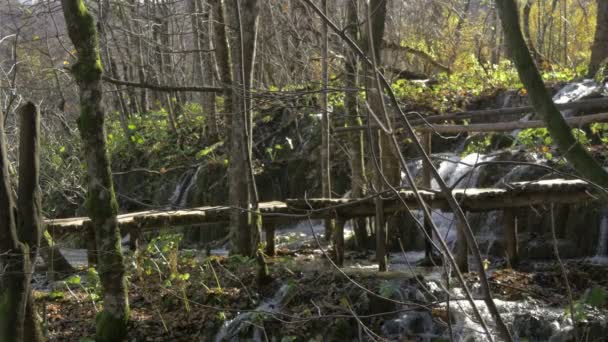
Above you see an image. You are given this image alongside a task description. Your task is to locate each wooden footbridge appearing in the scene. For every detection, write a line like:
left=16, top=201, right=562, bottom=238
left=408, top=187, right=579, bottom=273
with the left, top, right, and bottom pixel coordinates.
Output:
left=45, top=178, right=601, bottom=271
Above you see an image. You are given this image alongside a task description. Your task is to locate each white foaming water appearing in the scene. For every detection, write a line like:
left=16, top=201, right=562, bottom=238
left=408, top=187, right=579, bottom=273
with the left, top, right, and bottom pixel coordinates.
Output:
left=214, top=284, right=292, bottom=342
left=431, top=153, right=496, bottom=190
left=553, top=79, right=601, bottom=106
left=168, top=166, right=202, bottom=208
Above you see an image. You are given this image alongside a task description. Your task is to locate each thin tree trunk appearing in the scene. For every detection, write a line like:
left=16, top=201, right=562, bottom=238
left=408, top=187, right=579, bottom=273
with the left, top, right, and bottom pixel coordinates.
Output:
left=496, top=0, right=608, bottom=188
left=365, top=0, right=399, bottom=270
left=523, top=0, right=542, bottom=64
left=61, top=1, right=130, bottom=340
left=210, top=0, right=233, bottom=130
left=345, top=0, right=368, bottom=249
left=448, top=0, right=472, bottom=69
left=321, top=0, right=334, bottom=241
left=589, top=0, right=608, bottom=77
left=227, top=0, right=260, bottom=256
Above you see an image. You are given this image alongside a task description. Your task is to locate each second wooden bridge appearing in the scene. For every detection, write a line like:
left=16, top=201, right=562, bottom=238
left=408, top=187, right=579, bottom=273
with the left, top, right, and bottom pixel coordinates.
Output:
left=46, top=178, right=600, bottom=271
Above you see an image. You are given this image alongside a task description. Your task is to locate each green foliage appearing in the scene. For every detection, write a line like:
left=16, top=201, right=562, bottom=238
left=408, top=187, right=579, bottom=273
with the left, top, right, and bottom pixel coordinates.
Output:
left=591, top=123, right=608, bottom=144
left=462, top=134, right=493, bottom=156
left=106, top=102, right=215, bottom=172
left=391, top=57, right=579, bottom=113
left=516, top=127, right=590, bottom=160
left=565, top=286, right=608, bottom=322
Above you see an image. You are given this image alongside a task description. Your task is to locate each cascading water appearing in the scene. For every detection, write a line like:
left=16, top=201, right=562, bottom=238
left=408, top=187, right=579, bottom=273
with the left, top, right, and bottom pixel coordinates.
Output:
left=214, top=284, right=293, bottom=342
left=168, top=166, right=202, bottom=209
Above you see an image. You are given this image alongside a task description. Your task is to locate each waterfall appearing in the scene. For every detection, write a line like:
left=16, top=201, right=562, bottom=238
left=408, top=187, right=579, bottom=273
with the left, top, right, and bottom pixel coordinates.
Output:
left=214, top=284, right=293, bottom=342
left=168, top=166, right=202, bottom=209
left=431, top=153, right=496, bottom=189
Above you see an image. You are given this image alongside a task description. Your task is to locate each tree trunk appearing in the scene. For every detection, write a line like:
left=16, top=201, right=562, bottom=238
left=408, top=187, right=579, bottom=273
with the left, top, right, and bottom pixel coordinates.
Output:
left=522, top=0, right=542, bottom=64
left=345, top=0, right=368, bottom=249
left=321, top=0, right=334, bottom=241
left=227, top=0, right=260, bottom=256
left=40, top=230, right=76, bottom=277
left=16, top=103, right=45, bottom=342
left=364, top=0, right=398, bottom=268
left=496, top=0, right=608, bottom=188
left=210, top=0, right=233, bottom=130
left=0, top=103, right=44, bottom=342
left=589, top=0, right=608, bottom=77
left=61, top=1, right=130, bottom=340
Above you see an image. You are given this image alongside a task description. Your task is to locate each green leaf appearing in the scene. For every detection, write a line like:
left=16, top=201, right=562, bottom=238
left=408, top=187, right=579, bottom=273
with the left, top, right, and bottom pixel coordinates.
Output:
left=49, top=290, right=64, bottom=300
left=66, top=275, right=81, bottom=286
left=585, top=287, right=607, bottom=308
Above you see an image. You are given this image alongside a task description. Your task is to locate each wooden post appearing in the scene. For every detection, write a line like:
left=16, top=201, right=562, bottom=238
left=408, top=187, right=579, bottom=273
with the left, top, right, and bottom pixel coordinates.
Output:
left=85, top=221, right=97, bottom=267
left=422, top=132, right=434, bottom=259
left=333, top=216, right=346, bottom=267
left=264, top=221, right=276, bottom=256
left=456, top=217, right=469, bottom=273
left=375, top=197, right=387, bottom=271
left=129, top=224, right=141, bottom=251
left=503, top=208, right=519, bottom=267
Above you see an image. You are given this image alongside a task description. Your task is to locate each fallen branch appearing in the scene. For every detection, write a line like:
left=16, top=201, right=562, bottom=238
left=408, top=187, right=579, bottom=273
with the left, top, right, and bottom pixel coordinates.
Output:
left=101, top=75, right=224, bottom=93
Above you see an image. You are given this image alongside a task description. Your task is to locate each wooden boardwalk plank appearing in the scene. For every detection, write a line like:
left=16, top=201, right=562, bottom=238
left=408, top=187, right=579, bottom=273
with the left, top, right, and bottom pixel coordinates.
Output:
left=44, top=179, right=598, bottom=233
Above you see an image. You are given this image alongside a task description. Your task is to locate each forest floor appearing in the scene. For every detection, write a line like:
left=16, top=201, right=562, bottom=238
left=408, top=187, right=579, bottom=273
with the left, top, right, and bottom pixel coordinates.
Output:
left=35, top=231, right=608, bottom=341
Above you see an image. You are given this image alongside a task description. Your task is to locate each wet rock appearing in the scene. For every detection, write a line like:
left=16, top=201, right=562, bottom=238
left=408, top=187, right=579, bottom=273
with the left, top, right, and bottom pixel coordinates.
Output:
left=521, top=237, right=583, bottom=260
left=512, top=312, right=557, bottom=341
left=381, top=311, right=436, bottom=341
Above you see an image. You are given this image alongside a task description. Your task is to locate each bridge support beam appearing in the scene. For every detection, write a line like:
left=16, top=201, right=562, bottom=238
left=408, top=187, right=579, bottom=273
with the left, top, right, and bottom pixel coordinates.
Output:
left=85, top=221, right=97, bottom=267
left=264, top=221, right=276, bottom=256
left=456, top=217, right=469, bottom=273
left=333, top=216, right=346, bottom=267
left=503, top=208, right=519, bottom=267
left=422, top=132, right=434, bottom=260
left=129, top=224, right=141, bottom=251
left=375, top=197, right=387, bottom=272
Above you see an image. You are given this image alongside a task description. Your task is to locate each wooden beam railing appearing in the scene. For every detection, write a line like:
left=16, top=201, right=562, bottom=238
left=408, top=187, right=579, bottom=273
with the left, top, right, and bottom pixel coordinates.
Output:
left=333, top=97, right=608, bottom=133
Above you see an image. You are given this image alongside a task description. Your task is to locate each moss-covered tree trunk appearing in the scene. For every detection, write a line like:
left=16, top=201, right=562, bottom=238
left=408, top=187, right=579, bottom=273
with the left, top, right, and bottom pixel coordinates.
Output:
left=227, top=0, right=260, bottom=256
left=496, top=0, right=608, bottom=188
left=60, top=0, right=130, bottom=340
left=589, top=0, right=608, bottom=77
left=345, top=0, right=368, bottom=249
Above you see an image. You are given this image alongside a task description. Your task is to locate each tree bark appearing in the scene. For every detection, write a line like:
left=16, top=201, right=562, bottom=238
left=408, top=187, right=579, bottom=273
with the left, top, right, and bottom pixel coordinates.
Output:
left=17, top=103, right=45, bottom=342
left=0, top=103, right=43, bottom=342
left=589, top=0, right=608, bottom=77
left=227, top=0, right=260, bottom=256
left=345, top=0, right=368, bottom=249
left=61, top=0, right=130, bottom=340
left=364, top=0, right=399, bottom=269
left=210, top=0, right=233, bottom=129
left=321, top=0, right=334, bottom=241
left=497, top=0, right=608, bottom=188
left=523, top=0, right=542, bottom=64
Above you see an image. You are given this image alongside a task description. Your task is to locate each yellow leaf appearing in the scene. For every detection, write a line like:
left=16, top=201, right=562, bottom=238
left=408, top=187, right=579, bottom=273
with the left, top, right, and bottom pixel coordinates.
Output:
left=63, top=60, right=69, bottom=66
